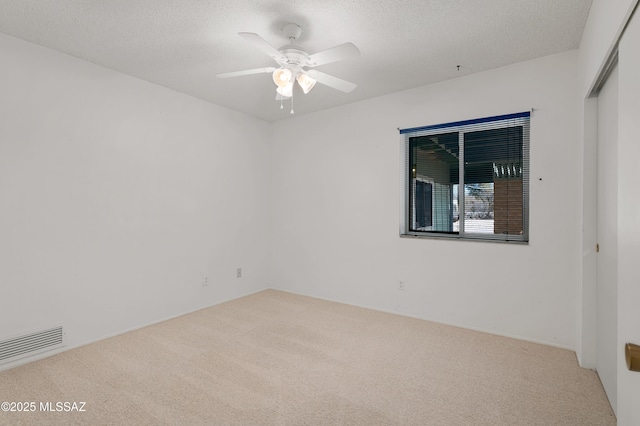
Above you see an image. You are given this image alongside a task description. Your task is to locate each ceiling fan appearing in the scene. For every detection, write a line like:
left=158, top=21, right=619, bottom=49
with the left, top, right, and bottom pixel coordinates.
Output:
left=216, top=23, right=360, bottom=113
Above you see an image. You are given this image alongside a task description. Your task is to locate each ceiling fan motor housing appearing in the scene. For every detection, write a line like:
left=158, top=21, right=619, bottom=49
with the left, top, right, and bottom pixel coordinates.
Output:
left=281, top=48, right=310, bottom=67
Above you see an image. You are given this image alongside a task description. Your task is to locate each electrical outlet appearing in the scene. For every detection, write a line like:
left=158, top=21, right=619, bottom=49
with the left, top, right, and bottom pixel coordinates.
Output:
left=202, top=276, right=209, bottom=287
left=399, top=281, right=405, bottom=291
left=237, top=268, right=242, bottom=278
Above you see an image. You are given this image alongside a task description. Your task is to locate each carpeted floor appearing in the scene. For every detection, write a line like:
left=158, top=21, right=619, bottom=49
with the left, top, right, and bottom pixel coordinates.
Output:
left=0, top=289, right=615, bottom=425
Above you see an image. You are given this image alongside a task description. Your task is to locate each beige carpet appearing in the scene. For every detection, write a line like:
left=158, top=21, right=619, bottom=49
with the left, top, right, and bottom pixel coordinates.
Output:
left=0, top=289, right=614, bottom=425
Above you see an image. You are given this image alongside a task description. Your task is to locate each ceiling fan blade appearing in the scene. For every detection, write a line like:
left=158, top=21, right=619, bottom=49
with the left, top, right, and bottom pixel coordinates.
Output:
left=216, top=67, right=276, bottom=78
left=307, top=43, right=360, bottom=67
left=307, top=70, right=357, bottom=93
left=238, top=32, right=287, bottom=64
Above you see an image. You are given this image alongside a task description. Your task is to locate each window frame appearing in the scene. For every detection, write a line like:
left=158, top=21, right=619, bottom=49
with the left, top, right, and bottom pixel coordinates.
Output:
left=399, top=112, right=530, bottom=243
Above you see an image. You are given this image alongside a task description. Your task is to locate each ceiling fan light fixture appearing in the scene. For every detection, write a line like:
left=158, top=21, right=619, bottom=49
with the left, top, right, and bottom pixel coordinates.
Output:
left=296, top=72, right=317, bottom=94
left=272, top=68, right=292, bottom=88
left=276, top=81, right=294, bottom=98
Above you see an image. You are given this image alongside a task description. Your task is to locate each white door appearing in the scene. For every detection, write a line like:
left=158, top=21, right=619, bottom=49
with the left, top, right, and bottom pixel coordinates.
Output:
left=596, top=62, right=618, bottom=414
left=616, top=8, right=640, bottom=425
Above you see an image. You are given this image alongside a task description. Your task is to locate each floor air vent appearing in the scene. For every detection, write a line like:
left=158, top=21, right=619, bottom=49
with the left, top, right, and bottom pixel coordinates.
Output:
left=0, top=326, right=65, bottom=365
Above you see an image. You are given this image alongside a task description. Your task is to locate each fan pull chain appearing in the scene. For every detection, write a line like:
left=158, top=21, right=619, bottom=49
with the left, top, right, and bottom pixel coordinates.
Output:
left=280, top=97, right=284, bottom=110
left=290, top=91, right=294, bottom=115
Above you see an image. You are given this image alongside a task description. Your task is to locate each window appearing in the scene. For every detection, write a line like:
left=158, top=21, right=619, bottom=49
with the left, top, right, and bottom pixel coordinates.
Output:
left=400, top=112, right=530, bottom=242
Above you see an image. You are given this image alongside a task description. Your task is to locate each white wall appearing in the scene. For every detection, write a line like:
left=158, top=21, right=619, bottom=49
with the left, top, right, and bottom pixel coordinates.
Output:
left=270, top=51, right=581, bottom=349
left=0, top=33, right=271, bottom=370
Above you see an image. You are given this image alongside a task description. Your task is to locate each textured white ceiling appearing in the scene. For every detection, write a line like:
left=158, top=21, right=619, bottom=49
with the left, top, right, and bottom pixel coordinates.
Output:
left=0, top=0, right=592, bottom=122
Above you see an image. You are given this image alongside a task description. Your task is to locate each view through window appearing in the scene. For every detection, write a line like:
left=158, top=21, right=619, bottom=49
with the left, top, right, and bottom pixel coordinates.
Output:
left=401, top=112, right=530, bottom=242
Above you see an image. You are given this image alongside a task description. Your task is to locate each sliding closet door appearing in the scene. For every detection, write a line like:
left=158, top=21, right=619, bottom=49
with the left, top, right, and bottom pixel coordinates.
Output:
left=596, top=62, right=618, bottom=415
left=617, top=7, right=640, bottom=424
